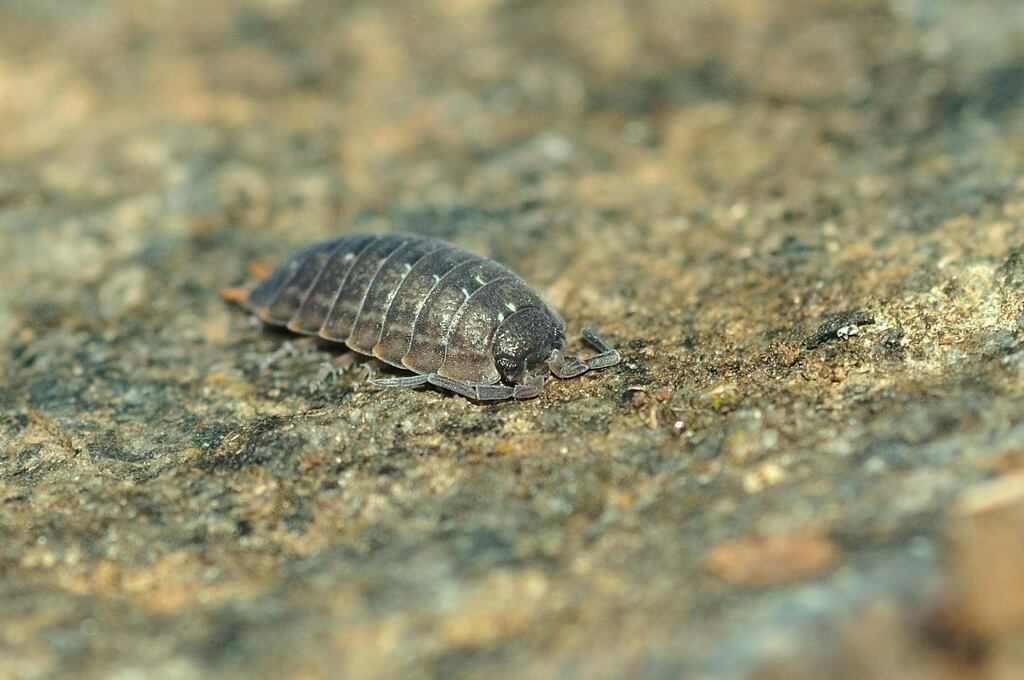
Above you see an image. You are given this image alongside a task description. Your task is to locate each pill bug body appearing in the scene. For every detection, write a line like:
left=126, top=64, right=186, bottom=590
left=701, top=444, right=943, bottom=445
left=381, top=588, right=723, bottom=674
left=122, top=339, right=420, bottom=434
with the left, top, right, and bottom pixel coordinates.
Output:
left=238, top=233, right=620, bottom=400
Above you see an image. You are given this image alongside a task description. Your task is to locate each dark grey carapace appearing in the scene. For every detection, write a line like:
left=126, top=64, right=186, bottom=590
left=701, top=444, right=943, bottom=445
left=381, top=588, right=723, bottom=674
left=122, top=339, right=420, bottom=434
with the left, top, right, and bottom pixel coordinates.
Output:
left=236, top=233, right=620, bottom=400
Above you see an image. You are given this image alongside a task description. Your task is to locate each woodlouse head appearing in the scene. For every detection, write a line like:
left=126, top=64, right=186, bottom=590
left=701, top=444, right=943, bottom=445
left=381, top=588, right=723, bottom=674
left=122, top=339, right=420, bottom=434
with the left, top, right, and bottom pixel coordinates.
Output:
left=491, top=308, right=565, bottom=384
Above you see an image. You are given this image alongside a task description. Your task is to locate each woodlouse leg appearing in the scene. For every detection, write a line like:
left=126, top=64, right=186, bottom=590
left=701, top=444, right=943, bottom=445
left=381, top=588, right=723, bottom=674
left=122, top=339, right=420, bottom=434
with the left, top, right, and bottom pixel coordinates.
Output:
left=310, top=352, right=364, bottom=392
left=581, top=327, right=621, bottom=369
left=311, top=361, right=339, bottom=392
left=332, top=351, right=362, bottom=372
left=512, top=374, right=546, bottom=399
left=427, top=374, right=515, bottom=401
left=259, top=338, right=318, bottom=370
left=548, top=349, right=588, bottom=379
left=371, top=374, right=430, bottom=389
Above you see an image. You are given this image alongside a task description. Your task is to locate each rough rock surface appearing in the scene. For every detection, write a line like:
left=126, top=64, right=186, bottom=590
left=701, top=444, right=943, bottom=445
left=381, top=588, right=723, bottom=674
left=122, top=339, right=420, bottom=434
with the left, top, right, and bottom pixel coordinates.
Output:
left=2, top=1, right=1024, bottom=678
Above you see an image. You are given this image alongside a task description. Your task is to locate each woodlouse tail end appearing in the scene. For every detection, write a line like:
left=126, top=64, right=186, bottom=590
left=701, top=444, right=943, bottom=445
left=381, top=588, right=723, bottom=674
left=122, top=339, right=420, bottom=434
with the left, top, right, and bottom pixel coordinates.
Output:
left=218, top=285, right=252, bottom=306
left=247, top=260, right=273, bottom=281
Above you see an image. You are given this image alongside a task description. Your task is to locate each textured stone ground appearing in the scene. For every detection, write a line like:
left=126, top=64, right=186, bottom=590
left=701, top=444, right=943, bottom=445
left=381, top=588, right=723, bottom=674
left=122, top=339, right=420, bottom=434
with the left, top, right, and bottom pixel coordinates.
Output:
left=2, top=1, right=1024, bottom=678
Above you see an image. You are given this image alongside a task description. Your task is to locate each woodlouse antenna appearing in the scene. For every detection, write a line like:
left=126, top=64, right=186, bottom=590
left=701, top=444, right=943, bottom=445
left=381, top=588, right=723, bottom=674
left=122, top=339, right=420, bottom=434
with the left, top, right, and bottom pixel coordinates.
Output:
left=548, top=327, right=621, bottom=379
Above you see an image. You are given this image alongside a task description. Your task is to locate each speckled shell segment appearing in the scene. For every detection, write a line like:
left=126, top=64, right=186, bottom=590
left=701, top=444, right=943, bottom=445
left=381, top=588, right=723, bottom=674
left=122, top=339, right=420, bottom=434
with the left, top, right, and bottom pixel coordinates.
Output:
left=373, top=245, right=474, bottom=362
left=401, top=258, right=510, bottom=376
left=288, top=234, right=375, bottom=334
left=244, top=233, right=565, bottom=384
left=439, top=277, right=551, bottom=382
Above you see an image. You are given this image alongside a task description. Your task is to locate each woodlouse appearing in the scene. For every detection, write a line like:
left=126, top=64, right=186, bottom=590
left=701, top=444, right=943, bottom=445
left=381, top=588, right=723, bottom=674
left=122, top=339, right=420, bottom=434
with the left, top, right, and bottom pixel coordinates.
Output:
left=223, top=233, right=620, bottom=400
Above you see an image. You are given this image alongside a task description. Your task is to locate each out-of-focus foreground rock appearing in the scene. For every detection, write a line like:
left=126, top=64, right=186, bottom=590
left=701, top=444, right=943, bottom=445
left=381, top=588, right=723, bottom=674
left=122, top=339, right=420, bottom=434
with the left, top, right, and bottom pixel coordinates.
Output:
left=2, top=1, right=1024, bottom=678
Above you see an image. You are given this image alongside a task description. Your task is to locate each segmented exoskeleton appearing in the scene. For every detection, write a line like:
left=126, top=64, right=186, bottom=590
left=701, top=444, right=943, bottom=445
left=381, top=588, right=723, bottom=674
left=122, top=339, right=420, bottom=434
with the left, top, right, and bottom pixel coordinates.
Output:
left=230, top=233, right=620, bottom=400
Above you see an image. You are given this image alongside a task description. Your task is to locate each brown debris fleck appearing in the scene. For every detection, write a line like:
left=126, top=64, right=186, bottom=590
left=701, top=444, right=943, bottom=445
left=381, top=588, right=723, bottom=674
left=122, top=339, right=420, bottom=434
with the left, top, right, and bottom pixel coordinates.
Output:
left=953, top=471, right=1024, bottom=636
left=704, top=533, right=840, bottom=586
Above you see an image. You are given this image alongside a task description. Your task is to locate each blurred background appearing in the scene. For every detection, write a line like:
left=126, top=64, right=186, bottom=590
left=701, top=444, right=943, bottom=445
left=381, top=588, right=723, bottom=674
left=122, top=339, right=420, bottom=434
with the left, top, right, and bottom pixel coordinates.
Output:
left=1, top=1, right=1024, bottom=678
